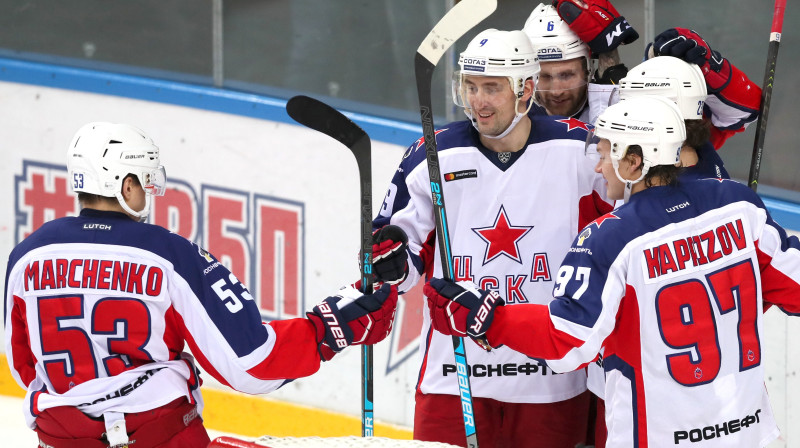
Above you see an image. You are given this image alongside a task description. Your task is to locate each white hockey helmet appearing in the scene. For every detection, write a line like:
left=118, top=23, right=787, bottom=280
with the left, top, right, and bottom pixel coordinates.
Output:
left=523, top=3, right=591, bottom=63
left=591, top=96, right=686, bottom=189
left=617, top=56, right=708, bottom=120
left=67, top=122, right=166, bottom=220
left=455, top=29, right=539, bottom=103
left=453, top=29, right=538, bottom=138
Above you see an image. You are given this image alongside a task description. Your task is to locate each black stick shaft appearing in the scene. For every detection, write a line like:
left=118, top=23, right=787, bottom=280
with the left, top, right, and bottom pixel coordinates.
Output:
left=412, top=2, right=496, bottom=446
left=416, top=51, right=479, bottom=448
left=748, top=0, right=786, bottom=191
left=284, top=95, right=374, bottom=436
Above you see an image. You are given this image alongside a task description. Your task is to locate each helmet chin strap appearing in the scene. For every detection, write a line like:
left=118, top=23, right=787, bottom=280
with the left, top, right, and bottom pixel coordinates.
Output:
left=115, top=192, right=152, bottom=222
left=612, top=160, right=648, bottom=204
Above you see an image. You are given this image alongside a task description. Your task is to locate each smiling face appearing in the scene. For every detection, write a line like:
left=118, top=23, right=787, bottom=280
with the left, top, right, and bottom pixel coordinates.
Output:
left=535, top=58, right=589, bottom=117
left=462, top=75, right=521, bottom=137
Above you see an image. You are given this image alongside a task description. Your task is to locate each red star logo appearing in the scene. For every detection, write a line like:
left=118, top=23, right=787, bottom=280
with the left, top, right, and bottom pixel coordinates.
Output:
left=413, top=129, right=447, bottom=151
left=473, top=206, right=533, bottom=264
left=404, top=129, right=448, bottom=160
left=590, top=211, right=620, bottom=228
left=555, top=117, right=593, bottom=133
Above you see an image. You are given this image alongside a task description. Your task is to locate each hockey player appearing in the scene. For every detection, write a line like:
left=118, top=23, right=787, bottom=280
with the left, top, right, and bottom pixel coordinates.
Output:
left=581, top=48, right=760, bottom=448
left=4, top=122, right=399, bottom=448
left=524, top=1, right=638, bottom=124
left=587, top=54, right=727, bottom=447
left=370, top=29, right=613, bottom=447
left=426, top=96, right=799, bottom=447
left=526, top=2, right=762, bottom=151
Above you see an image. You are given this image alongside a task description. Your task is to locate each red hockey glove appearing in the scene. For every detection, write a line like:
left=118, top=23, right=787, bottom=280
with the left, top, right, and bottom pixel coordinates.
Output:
left=372, top=225, right=409, bottom=284
left=307, top=283, right=398, bottom=361
left=553, top=0, right=639, bottom=55
left=425, top=278, right=504, bottom=351
left=652, top=28, right=731, bottom=93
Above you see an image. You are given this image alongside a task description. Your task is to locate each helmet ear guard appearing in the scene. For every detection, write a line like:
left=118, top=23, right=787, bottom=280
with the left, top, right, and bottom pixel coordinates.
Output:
left=68, top=122, right=166, bottom=221
left=593, top=96, right=687, bottom=194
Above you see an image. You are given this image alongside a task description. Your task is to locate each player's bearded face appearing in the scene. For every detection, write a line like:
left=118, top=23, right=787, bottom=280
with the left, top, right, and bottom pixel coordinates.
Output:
left=463, top=75, right=518, bottom=137
left=535, top=59, right=589, bottom=117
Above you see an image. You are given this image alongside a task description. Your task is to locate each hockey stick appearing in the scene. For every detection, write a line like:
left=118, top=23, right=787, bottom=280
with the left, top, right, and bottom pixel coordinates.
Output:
left=286, top=95, right=375, bottom=437
left=414, top=1, right=497, bottom=447
left=748, top=0, right=787, bottom=192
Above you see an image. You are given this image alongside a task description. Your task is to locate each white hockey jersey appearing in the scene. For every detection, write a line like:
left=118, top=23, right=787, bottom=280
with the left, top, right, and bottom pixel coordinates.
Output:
left=5, top=209, right=324, bottom=428
left=486, top=178, right=800, bottom=447
left=374, top=117, right=613, bottom=403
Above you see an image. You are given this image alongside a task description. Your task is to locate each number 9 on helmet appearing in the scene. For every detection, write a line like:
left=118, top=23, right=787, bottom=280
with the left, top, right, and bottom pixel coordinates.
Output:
left=452, top=29, right=539, bottom=138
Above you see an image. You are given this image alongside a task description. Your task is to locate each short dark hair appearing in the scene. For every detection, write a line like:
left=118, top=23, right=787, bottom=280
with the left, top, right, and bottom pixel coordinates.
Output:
left=684, top=119, right=711, bottom=149
left=626, top=145, right=681, bottom=188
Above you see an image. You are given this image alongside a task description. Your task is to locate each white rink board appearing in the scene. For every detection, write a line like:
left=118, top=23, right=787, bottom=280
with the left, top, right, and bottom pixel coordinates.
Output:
left=0, top=77, right=798, bottom=445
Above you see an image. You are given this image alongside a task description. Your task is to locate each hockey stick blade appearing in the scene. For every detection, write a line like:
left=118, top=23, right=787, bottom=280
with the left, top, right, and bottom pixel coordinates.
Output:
left=286, top=95, right=371, bottom=174
left=416, top=0, right=498, bottom=67
left=286, top=94, right=375, bottom=436
left=414, top=2, right=496, bottom=448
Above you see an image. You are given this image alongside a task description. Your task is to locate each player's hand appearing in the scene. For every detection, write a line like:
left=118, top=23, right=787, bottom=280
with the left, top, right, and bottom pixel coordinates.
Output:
left=424, top=278, right=504, bottom=351
left=552, top=0, right=639, bottom=55
left=307, top=283, right=398, bottom=361
left=372, top=225, right=409, bottom=284
left=652, top=28, right=731, bottom=92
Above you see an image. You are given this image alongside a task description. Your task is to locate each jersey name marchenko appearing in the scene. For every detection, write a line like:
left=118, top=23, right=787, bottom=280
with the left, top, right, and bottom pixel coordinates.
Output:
left=22, top=257, right=164, bottom=296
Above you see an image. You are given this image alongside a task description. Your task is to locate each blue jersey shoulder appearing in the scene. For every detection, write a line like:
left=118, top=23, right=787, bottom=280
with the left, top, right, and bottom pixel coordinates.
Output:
left=9, top=209, right=192, bottom=265
left=398, top=120, right=475, bottom=173
left=582, top=179, right=764, bottom=254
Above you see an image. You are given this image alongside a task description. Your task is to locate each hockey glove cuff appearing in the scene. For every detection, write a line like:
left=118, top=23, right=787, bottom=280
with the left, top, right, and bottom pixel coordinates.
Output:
left=307, top=283, right=398, bottom=361
left=372, top=225, right=410, bottom=284
left=425, top=278, right=504, bottom=351
left=554, top=0, right=639, bottom=55
left=653, top=28, right=732, bottom=93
